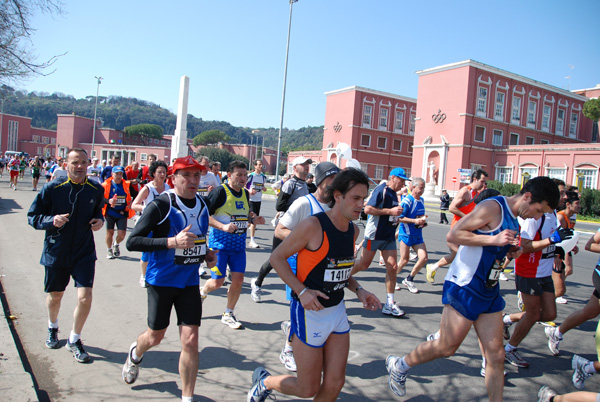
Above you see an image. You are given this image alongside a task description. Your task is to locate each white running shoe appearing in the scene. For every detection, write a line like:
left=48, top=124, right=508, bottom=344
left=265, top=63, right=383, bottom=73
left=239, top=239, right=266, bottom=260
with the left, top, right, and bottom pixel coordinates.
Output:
left=425, top=264, right=436, bottom=283
left=386, top=355, right=407, bottom=397
left=221, top=312, right=243, bottom=329
left=555, top=296, right=568, bottom=304
left=537, top=385, right=557, bottom=402
left=426, top=331, right=440, bottom=342
left=505, top=348, right=529, bottom=368
left=517, top=291, right=525, bottom=311
left=113, top=242, right=120, bottom=257
left=250, top=278, right=262, bottom=302
left=544, top=326, right=561, bottom=356
left=402, top=278, right=419, bottom=294
left=248, top=241, right=260, bottom=249
left=139, top=275, right=147, bottom=288
left=502, top=313, right=512, bottom=340
left=572, top=354, right=593, bottom=390
left=122, top=342, right=143, bottom=384
left=382, top=302, right=405, bottom=317
left=106, top=248, right=115, bottom=259
left=499, top=272, right=508, bottom=281
left=279, top=349, right=297, bottom=372
left=409, top=251, right=418, bottom=261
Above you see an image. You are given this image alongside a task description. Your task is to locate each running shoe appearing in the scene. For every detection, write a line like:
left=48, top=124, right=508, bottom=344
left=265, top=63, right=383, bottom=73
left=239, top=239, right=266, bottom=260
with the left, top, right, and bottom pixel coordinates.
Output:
left=279, top=349, right=297, bottom=372
left=426, top=331, right=439, bottom=342
left=537, top=385, right=557, bottom=402
left=382, top=302, right=405, bottom=317
left=200, top=294, right=207, bottom=304
left=248, top=241, right=260, bottom=249
left=555, top=296, right=568, bottom=304
left=250, top=278, right=262, bottom=303
left=385, top=355, right=407, bottom=397
left=113, top=242, right=120, bottom=257
left=281, top=320, right=291, bottom=337
left=425, top=264, right=436, bottom=283
left=402, top=278, right=419, bottom=294
left=247, top=367, right=272, bottom=402
left=66, top=339, right=91, bottom=363
left=106, top=248, right=115, bottom=259
left=122, top=342, right=143, bottom=384
left=572, top=354, right=593, bottom=390
left=544, top=326, right=561, bottom=356
left=394, top=283, right=401, bottom=291
left=502, top=313, right=512, bottom=340
left=379, top=257, right=385, bottom=266
left=139, top=274, right=147, bottom=288
left=499, top=272, right=508, bottom=281
left=517, top=291, right=525, bottom=311
left=504, top=348, right=529, bottom=368
left=221, top=312, right=243, bottom=329
left=45, top=327, right=60, bottom=349
left=409, top=251, right=418, bottom=261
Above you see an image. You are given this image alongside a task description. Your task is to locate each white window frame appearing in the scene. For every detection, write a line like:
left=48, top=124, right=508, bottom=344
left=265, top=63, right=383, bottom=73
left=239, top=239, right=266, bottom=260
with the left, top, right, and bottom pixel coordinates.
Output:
left=360, top=134, right=371, bottom=147
left=379, top=108, right=388, bottom=130
left=377, top=136, right=387, bottom=150
left=409, top=113, right=416, bottom=134
left=542, top=104, right=551, bottom=131
left=574, top=168, right=598, bottom=190
left=407, top=141, right=413, bottom=154
left=477, top=86, right=488, bottom=117
left=374, top=165, right=384, bottom=180
left=42, top=136, right=49, bottom=144
left=569, top=112, right=578, bottom=138
left=511, top=96, right=522, bottom=123
left=546, top=168, right=567, bottom=182
left=509, top=132, right=519, bottom=145
left=519, top=166, right=538, bottom=184
left=50, top=138, right=56, bottom=144
left=394, top=110, right=404, bottom=133
left=32, top=135, right=40, bottom=143
left=161, top=140, right=166, bottom=145
left=495, top=92, right=505, bottom=120
left=492, top=129, right=503, bottom=146
left=141, top=153, right=147, bottom=161
left=37, top=146, right=42, bottom=154
left=495, top=166, right=513, bottom=184
left=525, top=136, right=535, bottom=145
left=540, top=139, right=550, bottom=145
left=556, top=109, right=565, bottom=135
left=362, top=104, right=372, bottom=128
left=527, top=100, right=537, bottom=128
left=359, top=162, right=368, bottom=174
left=392, top=139, right=402, bottom=151
left=474, top=126, right=486, bottom=143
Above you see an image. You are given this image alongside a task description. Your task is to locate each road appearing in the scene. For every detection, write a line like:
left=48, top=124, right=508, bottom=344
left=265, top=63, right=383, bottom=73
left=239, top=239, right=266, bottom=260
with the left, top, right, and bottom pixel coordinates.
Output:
left=0, top=172, right=599, bottom=401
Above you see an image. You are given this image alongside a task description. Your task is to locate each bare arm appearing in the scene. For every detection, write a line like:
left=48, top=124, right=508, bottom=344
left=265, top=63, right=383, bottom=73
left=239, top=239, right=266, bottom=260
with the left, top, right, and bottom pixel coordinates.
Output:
left=131, top=185, right=150, bottom=213
left=448, top=186, right=470, bottom=217
left=364, top=204, right=403, bottom=216
left=274, top=223, right=291, bottom=240
left=585, top=231, right=600, bottom=253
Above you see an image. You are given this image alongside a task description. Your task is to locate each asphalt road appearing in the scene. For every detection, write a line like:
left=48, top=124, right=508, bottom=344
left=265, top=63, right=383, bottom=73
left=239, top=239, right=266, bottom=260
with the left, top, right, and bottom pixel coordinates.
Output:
left=0, top=173, right=599, bottom=401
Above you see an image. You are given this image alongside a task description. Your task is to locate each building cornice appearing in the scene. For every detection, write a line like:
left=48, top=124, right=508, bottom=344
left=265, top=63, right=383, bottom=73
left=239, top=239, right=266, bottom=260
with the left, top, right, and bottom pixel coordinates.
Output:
left=324, top=86, right=417, bottom=103
left=415, top=60, right=589, bottom=102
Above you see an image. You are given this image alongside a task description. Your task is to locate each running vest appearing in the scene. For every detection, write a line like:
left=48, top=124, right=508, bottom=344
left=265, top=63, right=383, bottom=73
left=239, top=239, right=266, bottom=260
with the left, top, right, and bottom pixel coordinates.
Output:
left=143, top=181, right=171, bottom=210
left=451, top=185, right=479, bottom=226
left=146, top=191, right=209, bottom=288
left=295, top=212, right=355, bottom=308
left=557, top=210, right=575, bottom=229
left=398, top=194, right=426, bottom=236
left=102, top=178, right=135, bottom=219
left=247, top=172, right=266, bottom=202
left=208, top=184, right=250, bottom=252
left=445, top=196, right=519, bottom=298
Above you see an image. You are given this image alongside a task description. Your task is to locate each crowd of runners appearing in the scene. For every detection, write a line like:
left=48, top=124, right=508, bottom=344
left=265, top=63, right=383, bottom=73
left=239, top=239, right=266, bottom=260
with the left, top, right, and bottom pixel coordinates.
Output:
left=12, top=146, right=600, bottom=401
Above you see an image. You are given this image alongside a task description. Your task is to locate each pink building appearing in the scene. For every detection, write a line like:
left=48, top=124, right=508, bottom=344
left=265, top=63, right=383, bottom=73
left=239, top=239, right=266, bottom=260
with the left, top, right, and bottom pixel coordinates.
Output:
left=413, top=60, right=596, bottom=192
left=192, top=143, right=282, bottom=174
left=0, top=113, right=57, bottom=157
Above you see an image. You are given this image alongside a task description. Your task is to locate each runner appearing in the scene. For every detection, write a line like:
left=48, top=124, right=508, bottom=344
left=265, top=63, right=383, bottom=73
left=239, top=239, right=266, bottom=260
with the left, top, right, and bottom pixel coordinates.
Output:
left=136, top=154, right=157, bottom=186
left=200, top=160, right=265, bottom=329
left=101, top=166, right=135, bottom=259
left=101, top=154, right=121, bottom=181
left=30, top=155, right=43, bottom=191
left=247, top=168, right=381, bottom=402
left=131, top=160, right=170, bottom=287
left=246, top=159, right=267, bottom=248
left=545, top=227, right=600, bottom=357
left=122, top=156, right=217, bottom=402
left=251, top=157, right=311, bottom=300
left=386, top=176, right=560, bottom=401
left=196, top=155, right=220, bottom=197
left=555, top=191, right=581, bottom=304
left=397, top=177, right=428, bottom=294
left=351, top=167, right=408, bottom=317
left=270, top=161, right=340, bottom=372
left=43, top=156, right=55, bottom=182
left=210, top=161, right=222, bottom=183
left=86, top=157, right=102, bottom=184
left=425, top=169, right=488, bottom=283
left=537, top=385, right=599, bottom=402
left=8, top=153, right=20, bottom=190
left=27, top=148, right=105, bottom=363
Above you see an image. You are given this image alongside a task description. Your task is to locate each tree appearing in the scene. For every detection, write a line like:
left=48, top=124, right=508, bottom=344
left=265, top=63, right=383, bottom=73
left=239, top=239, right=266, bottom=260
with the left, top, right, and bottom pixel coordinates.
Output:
left=124, top=123, right=163, bottom=146
left=192, top=129, right=230, bottom=146
left=583, top=98, right=600, bottom=142
left=196, top=147, right=248, bottom=170
left=0, top=0, right=64, bottom=83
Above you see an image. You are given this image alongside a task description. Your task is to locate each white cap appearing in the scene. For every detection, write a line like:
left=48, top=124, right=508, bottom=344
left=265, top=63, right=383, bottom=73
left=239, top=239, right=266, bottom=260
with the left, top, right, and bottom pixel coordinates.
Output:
left=292, top=156, right=313, bottom=166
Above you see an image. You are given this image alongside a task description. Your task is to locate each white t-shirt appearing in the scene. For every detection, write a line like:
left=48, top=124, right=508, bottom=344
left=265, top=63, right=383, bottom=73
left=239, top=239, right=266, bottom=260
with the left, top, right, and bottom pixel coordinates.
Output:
left=87, top=165, right=102, bottom=183
left=52, top=168, right=68, bottom=181
left=247, top=172, right=266, bottom=202
left=280, top=193, right=329, bottom=230
left=198, top=172, right=220, bottom=197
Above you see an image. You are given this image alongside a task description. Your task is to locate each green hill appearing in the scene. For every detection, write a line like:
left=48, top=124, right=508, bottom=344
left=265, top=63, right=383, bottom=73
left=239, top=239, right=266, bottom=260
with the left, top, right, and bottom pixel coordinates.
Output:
left=0, top=85, right=323, bottom=152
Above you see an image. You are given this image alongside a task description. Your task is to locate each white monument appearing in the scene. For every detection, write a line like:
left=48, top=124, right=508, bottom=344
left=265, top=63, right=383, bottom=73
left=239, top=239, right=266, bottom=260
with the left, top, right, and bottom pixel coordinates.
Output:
left=171, top=75, right=190, bottom=159
left=424, top=160, right=437, bottom=197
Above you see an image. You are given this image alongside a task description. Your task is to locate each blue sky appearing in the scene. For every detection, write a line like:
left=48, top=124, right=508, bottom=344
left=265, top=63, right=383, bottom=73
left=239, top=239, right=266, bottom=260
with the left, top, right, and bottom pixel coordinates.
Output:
left=19, top=0, right=600, bottom=130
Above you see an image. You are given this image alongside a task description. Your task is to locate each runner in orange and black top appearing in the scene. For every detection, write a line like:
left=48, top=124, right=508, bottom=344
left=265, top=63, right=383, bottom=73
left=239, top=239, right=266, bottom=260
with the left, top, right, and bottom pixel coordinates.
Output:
left=425, top=169, right=488, bottom=283
left=247, top=168, right=381, bottom=402
left=554, top=190, right=580, bottom=303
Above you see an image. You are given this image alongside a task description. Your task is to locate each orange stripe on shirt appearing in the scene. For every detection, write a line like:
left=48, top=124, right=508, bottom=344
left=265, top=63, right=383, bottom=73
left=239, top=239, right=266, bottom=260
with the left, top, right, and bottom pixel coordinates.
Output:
left=297, top=232, right=330, bottom=283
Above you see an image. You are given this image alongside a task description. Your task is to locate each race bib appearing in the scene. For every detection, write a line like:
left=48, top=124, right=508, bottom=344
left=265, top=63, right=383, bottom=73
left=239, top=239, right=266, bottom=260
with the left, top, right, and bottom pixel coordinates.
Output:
left=389, top=215, right=400, bottom=225
left=116, top=196, right=127, bottom=206
left=230, top=215, right=249, bottom=234
left=322, top=257, right=354, bottom=293
left=486, top=259, right=503, bottom=288
left=253, top=182, right=264, bottom=192
left=197, top=186, right=210, bottom=196
left=174, top=236, right=207, bottom=265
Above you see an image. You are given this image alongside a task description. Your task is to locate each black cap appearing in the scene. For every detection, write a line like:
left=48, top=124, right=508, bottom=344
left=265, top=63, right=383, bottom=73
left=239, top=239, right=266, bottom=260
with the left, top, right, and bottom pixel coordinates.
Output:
left=315, top=162, right=340, bottom=186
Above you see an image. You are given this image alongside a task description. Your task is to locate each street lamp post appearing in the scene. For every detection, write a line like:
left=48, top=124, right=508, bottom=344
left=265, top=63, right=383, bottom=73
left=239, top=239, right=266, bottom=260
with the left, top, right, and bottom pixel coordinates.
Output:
left=275, top=0, right=298, bottom=180
left=91, top=76, right=103, bottom=159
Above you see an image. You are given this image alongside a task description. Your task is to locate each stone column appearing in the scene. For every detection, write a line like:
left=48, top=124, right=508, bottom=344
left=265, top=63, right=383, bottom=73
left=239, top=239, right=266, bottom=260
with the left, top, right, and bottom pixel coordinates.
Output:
left=171, top=75, right=190, bottom=159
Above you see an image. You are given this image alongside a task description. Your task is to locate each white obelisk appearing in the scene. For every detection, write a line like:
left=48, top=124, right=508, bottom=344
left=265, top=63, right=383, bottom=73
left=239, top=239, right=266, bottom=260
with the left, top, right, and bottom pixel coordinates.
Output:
left=171, top=75, right=190, bottom=158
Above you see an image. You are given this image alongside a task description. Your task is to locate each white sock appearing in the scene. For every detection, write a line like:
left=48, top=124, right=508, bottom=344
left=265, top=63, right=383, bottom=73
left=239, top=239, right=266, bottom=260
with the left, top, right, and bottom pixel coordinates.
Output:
left=481, top=357, right=486, bottom=368
left=503, top=315, right=513, bottom=325
left=48, top=320, right=58, bottom=329
left=284, top=344, right=293, bottom=353
left=433, top=261, right=440, bottom=270
left=505, top=343, right=516, bottom=352
left=69, top=331, right=80, bottom=344
left=182, top=396, right=193, bottom=402
left=398, top=356, right=411, bottom=372
left=132, top=347, right=142, bottom=362
left=225, top=308, right=233, bottom=314
left=555, top=328, right=564, bottom=338
left=584, top=362, right=597, bottom=374
left=387, top=293, right=395, bottom=305
left=251, top=237, right=255, bottom=242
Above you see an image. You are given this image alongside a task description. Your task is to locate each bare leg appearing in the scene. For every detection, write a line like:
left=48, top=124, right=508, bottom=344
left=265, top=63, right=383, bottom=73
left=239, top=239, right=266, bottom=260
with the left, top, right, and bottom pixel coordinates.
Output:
left=178, top=325, right=199, bottom=398
left=47, top=291, right=65, bottom=323
left=226, top=272, right=244, bottom=311
left=105, top=229, right=115, bottom=249
left=473, top=312, right=505, bottom=402
left=559, top=295, right=600, bottom=334
left=72, top=287, right=93, bottom=335
left=409, top=243, right=428, bottom=277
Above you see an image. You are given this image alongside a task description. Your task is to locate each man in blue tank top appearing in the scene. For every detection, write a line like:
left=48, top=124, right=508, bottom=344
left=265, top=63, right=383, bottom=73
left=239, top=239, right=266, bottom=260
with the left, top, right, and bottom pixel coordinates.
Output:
left=386, top=176, right=560, bottom=402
